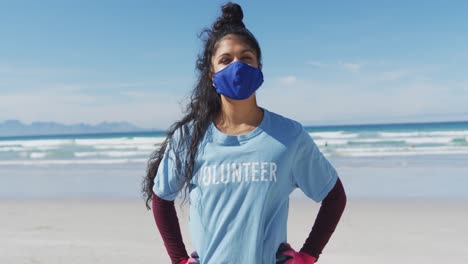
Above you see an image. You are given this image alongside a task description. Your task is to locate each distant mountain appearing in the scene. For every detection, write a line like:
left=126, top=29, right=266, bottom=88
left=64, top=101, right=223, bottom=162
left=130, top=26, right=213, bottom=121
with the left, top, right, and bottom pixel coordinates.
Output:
left=0, top=120, right=145, bottom=137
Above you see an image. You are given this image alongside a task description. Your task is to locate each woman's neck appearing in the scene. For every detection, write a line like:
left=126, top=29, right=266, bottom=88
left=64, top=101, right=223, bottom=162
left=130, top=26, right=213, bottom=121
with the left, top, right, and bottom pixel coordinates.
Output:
left=214, top=95, right=264, bottom=135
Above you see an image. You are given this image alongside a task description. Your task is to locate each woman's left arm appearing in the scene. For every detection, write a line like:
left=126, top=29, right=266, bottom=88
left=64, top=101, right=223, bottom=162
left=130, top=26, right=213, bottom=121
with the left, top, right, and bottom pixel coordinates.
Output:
left=299, top=177, right=347, bottom=260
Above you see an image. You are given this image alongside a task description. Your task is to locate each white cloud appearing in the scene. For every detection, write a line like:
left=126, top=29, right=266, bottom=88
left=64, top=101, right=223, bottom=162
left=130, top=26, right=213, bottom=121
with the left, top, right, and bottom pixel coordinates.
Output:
left=259, top=67, right=468, bottom=125
left=306, top=60, right=363, bottom=73
left=340, top=62, right=361, bottom=73
left=378, top=70, right=411, bottom=82
left=306, top=61, right=329, bottom=67
left=277, top=76, right=298, bottom=85
left=0, top=63, right=64, bottom=76
left=0, top=61, right=190, bottom=129
left=1, top=59, right=465, bottom=129
left=0, top=85, right=187, bottom=129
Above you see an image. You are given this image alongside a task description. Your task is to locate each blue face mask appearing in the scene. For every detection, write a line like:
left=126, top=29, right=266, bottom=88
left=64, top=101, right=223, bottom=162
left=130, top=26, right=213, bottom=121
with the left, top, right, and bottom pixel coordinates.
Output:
left=213, top=61, right=264, bottom=100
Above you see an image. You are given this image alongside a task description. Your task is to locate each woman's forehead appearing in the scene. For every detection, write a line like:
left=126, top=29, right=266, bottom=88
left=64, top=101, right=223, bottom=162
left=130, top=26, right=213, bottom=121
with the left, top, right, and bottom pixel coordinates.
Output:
left=214, top=34, right=255, bottom=55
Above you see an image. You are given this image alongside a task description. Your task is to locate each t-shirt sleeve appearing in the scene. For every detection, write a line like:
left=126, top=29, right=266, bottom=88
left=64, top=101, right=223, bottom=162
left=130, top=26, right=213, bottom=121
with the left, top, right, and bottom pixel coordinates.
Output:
left=152, top=130, right=186, bottom=201
left=291, top=127, right=338, bottom=202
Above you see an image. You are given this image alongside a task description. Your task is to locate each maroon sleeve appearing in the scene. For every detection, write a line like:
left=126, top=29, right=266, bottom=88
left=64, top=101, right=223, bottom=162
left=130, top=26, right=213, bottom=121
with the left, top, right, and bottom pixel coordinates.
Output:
left=299, top=177, right=347, bottom=260
left=152, top=192, right=189, bottom=264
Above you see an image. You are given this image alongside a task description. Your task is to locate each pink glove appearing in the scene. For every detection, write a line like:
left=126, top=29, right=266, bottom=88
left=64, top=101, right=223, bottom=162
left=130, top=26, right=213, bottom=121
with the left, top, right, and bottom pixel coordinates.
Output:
left=179, top=257, right=199, bottom=264
left=276, top=243, right=317, bottom=264
left=179, top=251, right=200, bottom=264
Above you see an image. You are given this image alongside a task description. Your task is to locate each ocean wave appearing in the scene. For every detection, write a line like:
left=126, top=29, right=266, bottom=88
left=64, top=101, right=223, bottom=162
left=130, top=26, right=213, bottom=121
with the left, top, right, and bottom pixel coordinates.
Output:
left=74, top=150, right=151, bottom=158
left=29, top=152, right=48, bottom=159
left=315, top=137, right=465, bottom=147
left=1, top=127, right=468, bottom=163
left=332, top=146, right=468, bottom=157
left=314, top=139, right=349, bottom=146
left=379, top=130, right=468, bottom=138
left=0, top=136, right=163, bottom=155
left=75, top=137, right=164, bottom=146
left=0, top=139, right=74, bottom=148
left=93, top=144, right=157, bottom=150
left=452, top=137, right=467, bottom=143
left=0, top=158, right=147, bottom=166
left=0, top=146, right=23, bottom=152
left=405, top=137, right=456, bottom=144
left=309, top=131, right=358, bottom=139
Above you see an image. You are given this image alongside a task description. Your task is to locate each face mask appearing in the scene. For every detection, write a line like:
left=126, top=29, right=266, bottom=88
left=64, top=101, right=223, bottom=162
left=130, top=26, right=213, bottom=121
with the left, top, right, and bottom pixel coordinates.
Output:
left=212, top=61, right=264, bottom=100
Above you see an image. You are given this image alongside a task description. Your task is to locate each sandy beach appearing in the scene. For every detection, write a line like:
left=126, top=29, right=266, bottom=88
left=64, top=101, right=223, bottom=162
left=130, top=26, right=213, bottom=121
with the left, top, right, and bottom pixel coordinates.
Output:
left=1, top=154, right=467, bottom=264
left=2, top=197, right=467, bottom=264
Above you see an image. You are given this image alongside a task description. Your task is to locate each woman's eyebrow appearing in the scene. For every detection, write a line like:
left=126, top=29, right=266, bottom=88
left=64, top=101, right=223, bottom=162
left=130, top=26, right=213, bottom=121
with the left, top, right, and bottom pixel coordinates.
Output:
left=240, top=49, right=255, bottom=54
left=217, top=49, right=255, bottom=59
left=217, top=53, right=232, bottom=59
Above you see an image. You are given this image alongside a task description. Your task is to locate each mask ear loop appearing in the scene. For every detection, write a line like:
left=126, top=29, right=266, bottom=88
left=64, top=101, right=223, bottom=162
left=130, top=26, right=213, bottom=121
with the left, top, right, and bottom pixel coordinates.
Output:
left=209, top=70, right=216, bottom=87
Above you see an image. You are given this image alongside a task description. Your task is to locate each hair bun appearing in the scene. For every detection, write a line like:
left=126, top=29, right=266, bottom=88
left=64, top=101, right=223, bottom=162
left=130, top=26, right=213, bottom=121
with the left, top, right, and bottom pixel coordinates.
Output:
left=213, top=2, right=245, bottom=31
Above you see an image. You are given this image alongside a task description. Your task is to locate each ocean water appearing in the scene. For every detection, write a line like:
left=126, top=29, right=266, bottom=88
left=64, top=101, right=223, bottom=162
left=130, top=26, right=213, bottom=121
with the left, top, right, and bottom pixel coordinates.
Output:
left=1, top=121, right=468, bottom=199
left=1, top=121, right=467, bottom=165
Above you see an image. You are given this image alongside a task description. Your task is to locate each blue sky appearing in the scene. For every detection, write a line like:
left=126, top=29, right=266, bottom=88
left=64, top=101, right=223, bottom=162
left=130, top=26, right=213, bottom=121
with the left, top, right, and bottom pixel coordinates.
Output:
left=1, top=0, right=467, bottom=129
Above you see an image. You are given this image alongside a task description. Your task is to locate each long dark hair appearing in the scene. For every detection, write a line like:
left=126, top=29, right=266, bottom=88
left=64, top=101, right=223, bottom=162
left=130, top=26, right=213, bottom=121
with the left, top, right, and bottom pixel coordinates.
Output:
left=142, top=2, right=262, bottom=209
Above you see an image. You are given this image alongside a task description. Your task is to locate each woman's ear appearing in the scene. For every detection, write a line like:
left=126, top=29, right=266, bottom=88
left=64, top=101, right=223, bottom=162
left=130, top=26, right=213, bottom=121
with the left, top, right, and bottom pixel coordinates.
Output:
left=209, top=71, right=215, bottom=87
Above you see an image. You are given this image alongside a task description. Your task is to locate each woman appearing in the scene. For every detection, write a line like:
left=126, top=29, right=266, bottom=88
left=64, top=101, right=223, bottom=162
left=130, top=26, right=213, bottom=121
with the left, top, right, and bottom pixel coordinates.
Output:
left=142, top=2, right=346, bottom=264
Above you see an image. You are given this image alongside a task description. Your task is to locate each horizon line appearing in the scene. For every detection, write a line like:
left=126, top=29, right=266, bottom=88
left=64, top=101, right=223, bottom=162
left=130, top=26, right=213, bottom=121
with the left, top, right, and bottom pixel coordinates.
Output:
left=1, top=119, right=467, bottom=140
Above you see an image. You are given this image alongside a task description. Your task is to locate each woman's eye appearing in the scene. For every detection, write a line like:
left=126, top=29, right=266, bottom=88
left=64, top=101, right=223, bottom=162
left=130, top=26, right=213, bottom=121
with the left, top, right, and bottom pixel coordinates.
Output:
left=220, top=58, right=231, bottom=64
left=241, top=57, right=255, bottom=64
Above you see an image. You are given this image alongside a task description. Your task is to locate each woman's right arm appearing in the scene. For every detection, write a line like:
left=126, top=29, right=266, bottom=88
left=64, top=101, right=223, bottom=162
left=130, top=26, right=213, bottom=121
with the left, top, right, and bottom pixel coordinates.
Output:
left=152, top=192, right=190, bottom=264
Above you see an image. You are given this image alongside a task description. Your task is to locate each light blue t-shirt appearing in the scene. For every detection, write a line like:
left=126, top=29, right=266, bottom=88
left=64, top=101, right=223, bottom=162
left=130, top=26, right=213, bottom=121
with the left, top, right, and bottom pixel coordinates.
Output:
left=153, top=108, right=338, bottom=264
